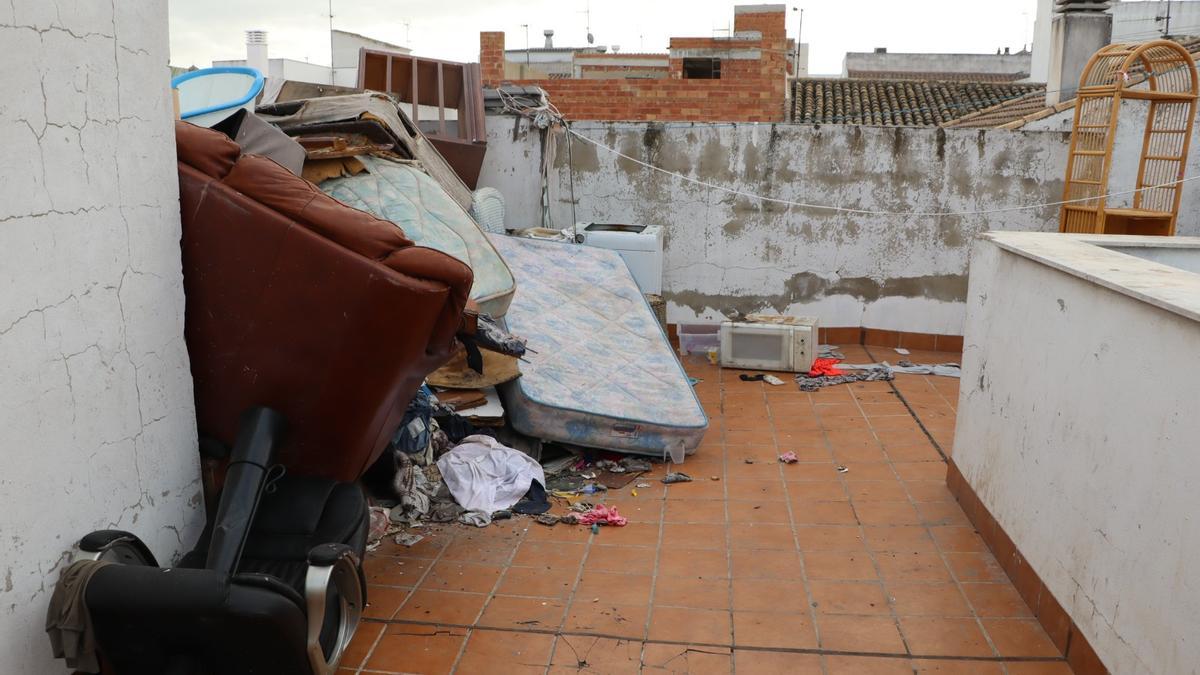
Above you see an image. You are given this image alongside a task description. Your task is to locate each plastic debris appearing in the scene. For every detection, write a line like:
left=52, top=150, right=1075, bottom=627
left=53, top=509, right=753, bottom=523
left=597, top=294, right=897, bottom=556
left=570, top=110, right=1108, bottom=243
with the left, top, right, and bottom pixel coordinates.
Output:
left=894, top=347, right=911, bottom=355
left=836, top=465, right=849, bottom=473
left=710, top=476, right=720, bottom=481
left=661, top=472, right=693, bottom=484
left=631, top=489, right=638, bottom=497
left=458, top=510, right=492, bottom=528
left=560, top=513, right=582, bottom=525
left=579, top=504, right=628, bottom=527
left=635, top=482, right=652, bottom=489
left=763, top=374, right=786, bottom=386
left=744, top=458, right=754, bottom=464
left=491, top=509, right=513, bottom=520
left=535, top=514, right=560, bottom=526
left=778, top=452, right=799, bottom=464
left=581, top=484, right=607, bottom=495
left=395, top=533, right=424, bottom=547
left=620, top=458, right=652, bottom=472
left=591, top=524, right=600, bottom=534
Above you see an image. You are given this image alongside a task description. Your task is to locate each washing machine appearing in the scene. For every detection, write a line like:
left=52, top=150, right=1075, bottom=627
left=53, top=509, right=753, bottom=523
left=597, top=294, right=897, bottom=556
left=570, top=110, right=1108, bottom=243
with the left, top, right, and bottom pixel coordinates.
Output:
left=576, top=223, right=664, bottom=294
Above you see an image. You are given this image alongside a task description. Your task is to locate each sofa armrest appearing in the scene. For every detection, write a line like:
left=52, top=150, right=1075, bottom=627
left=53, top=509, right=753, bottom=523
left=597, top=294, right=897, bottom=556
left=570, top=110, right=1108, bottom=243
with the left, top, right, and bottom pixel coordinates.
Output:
left=382, top=247, right=473, bottom=351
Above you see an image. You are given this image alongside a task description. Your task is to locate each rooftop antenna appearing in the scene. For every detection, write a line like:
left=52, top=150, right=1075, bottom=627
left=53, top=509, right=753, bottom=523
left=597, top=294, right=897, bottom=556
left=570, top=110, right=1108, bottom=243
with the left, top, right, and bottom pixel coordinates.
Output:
left=521, top=23, right=530, bottom=68
left=328, top=0, right=335, bottom=83
left=404, top=20, right=410, bottom=45
left=583, top=0, right=594, bottom=45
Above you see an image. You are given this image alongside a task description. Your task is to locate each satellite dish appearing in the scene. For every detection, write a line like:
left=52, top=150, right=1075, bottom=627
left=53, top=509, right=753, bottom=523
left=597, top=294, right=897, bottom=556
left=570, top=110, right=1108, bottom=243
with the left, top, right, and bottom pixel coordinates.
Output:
left=587, top=32, right=594, bottom=45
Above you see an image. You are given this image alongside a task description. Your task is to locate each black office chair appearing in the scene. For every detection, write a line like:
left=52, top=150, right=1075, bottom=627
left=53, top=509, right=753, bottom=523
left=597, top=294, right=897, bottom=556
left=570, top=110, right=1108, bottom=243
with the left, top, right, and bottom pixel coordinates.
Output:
left=71, top=408, right=368, bottom=675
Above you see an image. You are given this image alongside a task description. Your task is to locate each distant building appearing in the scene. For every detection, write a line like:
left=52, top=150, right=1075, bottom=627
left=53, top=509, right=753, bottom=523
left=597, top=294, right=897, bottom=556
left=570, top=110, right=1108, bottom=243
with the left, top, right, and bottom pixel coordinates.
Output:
left=842, top=47, right=1033, bottom=83
left=480, top=4, right=795, bottom=122
left=214, top=28, right=410, bottom=87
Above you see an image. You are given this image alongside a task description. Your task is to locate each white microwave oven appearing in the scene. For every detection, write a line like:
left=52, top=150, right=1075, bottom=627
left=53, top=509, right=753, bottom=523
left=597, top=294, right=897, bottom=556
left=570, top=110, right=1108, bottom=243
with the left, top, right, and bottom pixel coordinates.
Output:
left=719, top=318, right=818, bottom=372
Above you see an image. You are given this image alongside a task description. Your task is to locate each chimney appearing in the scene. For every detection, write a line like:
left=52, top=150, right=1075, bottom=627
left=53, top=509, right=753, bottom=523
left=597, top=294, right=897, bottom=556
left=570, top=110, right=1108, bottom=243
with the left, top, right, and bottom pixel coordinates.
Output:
left=874, top=47, right=887, bottom=54
left=612, top=44, right=621, bottom=53
left=1045, top=0, right=1112, bottom=105
left=246, top=30, right=268, bottom=77
left=1004, top=47, right=1011, bottom=55
left=543, top=29, right=554, bottom=49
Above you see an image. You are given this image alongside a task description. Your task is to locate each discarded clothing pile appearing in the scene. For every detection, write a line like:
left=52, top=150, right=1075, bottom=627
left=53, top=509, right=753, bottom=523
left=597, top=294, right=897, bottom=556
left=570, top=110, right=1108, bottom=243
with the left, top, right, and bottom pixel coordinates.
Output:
left=795, top=357, right=894, bottom=392
left=796, top=357, right=963, bottom=392
left=840, top=360, right=962, bottom=378
left=437, top=435, right=546, bottom=514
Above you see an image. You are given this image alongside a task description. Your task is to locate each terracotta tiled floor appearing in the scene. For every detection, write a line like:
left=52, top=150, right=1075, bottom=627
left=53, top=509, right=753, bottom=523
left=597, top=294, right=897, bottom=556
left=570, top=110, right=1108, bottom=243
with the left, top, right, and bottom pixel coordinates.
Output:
left=345, top=345, right=1072, bottom=674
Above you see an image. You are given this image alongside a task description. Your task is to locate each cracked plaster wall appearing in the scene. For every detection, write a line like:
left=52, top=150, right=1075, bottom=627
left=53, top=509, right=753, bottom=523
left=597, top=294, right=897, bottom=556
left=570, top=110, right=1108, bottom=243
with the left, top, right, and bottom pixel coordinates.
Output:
left=0, top=1, right=203, bottom=672
left=481, top=116, right=1200, bottom=334
left=952, top=240, right=1200, bottom=674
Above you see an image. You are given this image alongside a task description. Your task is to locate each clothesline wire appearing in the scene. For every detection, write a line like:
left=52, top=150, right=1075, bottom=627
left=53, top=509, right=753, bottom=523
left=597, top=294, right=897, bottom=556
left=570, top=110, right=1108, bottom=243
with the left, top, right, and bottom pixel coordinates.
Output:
left=495, top=87, right=1200, bottom=219
left=566, top=128, right=1200, bottom=217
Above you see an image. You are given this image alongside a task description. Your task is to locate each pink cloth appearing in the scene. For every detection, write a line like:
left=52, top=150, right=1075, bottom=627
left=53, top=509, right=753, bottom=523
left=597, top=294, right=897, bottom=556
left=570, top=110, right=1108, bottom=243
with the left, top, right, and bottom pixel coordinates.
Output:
left=578, top=504, right=628, bottom=527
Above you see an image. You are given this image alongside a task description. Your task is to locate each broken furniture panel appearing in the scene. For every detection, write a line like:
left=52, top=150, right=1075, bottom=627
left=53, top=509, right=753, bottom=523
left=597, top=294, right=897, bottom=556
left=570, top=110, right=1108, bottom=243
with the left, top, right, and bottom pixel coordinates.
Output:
left=358, top=49, right=488, bottom=189
left=258, top=92, right=473, bottom=211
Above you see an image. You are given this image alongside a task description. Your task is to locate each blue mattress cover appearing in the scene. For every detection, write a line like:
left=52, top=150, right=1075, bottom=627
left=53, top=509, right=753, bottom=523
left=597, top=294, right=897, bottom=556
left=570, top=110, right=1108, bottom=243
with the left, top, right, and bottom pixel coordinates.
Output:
left=489, top=234, right=707, bottom=456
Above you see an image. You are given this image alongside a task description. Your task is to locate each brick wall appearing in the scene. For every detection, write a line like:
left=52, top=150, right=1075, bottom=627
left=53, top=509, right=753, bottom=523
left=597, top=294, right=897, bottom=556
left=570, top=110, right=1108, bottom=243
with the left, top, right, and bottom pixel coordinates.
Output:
left=479, top=5, right=788, bottom=122
left=480, top=32, right=505, bottom=88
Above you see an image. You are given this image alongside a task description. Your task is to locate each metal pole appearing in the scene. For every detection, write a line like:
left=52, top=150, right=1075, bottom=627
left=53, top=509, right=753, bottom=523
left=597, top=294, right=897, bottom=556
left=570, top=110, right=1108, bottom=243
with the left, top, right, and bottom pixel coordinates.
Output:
left=796, top=8, right=803, bottom=75
left=523, top=24, right=530, bottom=69
left=328, top=0, right=335, bottom=84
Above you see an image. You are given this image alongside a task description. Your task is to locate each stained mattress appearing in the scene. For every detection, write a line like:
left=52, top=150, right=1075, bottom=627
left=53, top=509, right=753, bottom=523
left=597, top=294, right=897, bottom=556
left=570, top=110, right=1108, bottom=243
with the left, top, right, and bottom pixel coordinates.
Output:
left=489, top=234, right=707, bottom=461
left=322, top=156, right=515, bottom=316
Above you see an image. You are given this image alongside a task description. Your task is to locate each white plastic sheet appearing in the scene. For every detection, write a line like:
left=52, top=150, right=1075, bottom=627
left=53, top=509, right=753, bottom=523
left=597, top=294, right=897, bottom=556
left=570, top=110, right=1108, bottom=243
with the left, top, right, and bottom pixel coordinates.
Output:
left=436, top=435, right=546, bottom=514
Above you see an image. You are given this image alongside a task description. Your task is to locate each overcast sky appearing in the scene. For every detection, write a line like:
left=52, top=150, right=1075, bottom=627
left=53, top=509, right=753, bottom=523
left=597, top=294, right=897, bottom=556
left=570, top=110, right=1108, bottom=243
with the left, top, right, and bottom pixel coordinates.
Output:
left=168, top=0, right=1040, bottom=76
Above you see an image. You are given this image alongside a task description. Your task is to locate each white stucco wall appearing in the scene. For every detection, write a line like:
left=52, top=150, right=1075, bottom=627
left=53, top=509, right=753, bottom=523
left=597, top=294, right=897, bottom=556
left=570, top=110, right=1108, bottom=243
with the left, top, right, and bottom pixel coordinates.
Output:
left=479, top=117, right=1079, bottom=334
left=0, top=2, right=204, bottom=672
left=952, top=233, right=1200, bottom=674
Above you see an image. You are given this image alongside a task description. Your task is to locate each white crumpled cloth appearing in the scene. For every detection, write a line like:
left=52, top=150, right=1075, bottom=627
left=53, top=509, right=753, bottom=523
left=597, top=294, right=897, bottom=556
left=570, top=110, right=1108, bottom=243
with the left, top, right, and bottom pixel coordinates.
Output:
left=436, top=435, right=546, bottom=514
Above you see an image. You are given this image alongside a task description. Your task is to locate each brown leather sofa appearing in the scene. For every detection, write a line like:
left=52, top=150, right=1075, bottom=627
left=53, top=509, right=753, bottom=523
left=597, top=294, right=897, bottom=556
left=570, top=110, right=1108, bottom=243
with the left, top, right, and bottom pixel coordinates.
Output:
left=176, top=121, right=473, bottom=482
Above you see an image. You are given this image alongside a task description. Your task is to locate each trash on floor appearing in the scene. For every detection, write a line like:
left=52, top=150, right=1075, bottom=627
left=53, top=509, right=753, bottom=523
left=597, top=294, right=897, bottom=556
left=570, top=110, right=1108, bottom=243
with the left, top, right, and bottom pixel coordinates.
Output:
left=839, top=361, right=962, bottom=378
left=578, top=504, right=627, bottom=527
left=796, top=361, right=894, bottom=392
left=661, top=472, right=693, bottom=484
left=763, top=374, right=786, bottom=386
left=394, top=533, right=425, bottom=547
left=818, top=344, right=845, bottom=359
left=437, top=435, right=546, bottom=514
left=778, top=452, right=799, bottom=464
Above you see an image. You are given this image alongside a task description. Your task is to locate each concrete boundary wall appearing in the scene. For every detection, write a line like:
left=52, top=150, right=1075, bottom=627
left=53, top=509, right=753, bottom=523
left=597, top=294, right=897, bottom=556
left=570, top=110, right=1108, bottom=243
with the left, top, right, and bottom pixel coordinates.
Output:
left=480, top=118, right=1199, bottom=334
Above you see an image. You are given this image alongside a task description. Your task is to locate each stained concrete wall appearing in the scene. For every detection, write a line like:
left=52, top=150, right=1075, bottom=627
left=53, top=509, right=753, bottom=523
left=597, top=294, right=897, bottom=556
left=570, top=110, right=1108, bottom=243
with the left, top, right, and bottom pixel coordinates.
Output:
left=0, top=2, right=204, bottom=672
left=952, top=234, right=1200, bottom=674
left=479, top=117, right=1084, bottom=334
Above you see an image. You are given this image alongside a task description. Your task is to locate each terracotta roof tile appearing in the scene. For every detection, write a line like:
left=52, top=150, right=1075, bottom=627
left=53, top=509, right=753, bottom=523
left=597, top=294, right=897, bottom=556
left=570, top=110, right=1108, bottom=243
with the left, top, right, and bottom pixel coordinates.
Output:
left=944, top=36, right=1200, bottom=130
left=790, top=78, right=1044, bottom=127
